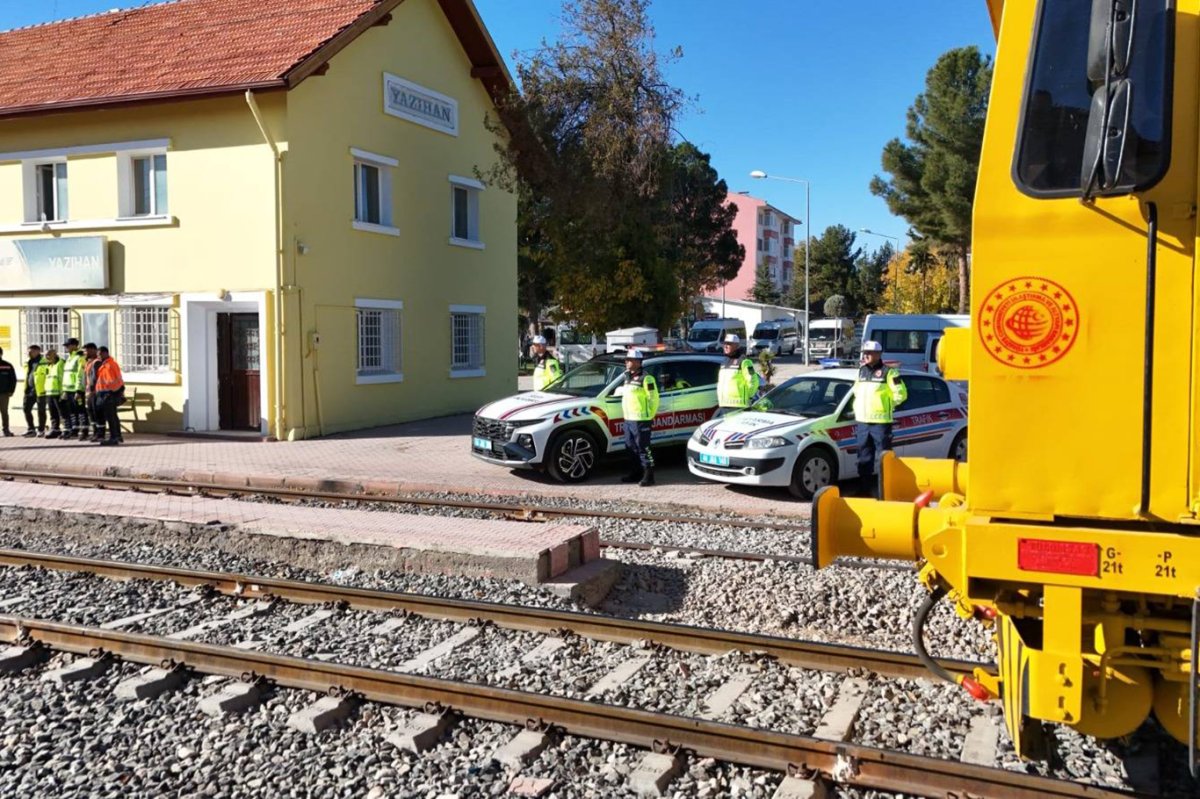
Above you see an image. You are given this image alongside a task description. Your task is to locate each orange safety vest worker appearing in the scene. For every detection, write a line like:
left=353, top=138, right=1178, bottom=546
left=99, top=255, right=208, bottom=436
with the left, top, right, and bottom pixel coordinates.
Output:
left=95, top=357, right=125, bottom=394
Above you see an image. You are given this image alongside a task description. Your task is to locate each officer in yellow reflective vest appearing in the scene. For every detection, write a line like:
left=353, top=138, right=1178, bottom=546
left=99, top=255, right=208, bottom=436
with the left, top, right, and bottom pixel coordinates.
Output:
left=529, top=335, right=563, bottom=392
left=852, top=340, right=907, bottom=497
left=60, top=338, right=86, bottom=439
left=716, top=334, right=759, bottom=416
left=619, top=349, right=659, bottom=487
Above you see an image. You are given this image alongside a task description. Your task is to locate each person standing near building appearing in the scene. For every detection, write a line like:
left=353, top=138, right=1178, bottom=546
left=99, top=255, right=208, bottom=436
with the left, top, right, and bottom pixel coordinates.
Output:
left=82, top=342, right=101, bottom=442
left=59, top=338, right=85, bottom=439
left=852, top=340, right=907, bottom=497
left=716, top=334, right=759, bottom=416
left=39, top=348, right=64, bottom=439
left=22, top=345, right=44, bottom=437
left=95, top=346, right=126, bottom=446
left=529, top=335, right=563, bottom=392
left=0, top=348, right=16, bottom=436
left=619, top=349, right=659, bottom=487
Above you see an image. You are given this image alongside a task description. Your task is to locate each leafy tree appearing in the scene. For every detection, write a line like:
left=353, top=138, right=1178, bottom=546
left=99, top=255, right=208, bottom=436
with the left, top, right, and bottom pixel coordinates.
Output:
left=870, top=46, right=991, bottom=312
left=752, top=261, right=781, bottom=305
left=485, top=0, right=740, bottom=333
left=883, top=245, right=958, bottom=313
left=823, top=294, right=846, bottom=318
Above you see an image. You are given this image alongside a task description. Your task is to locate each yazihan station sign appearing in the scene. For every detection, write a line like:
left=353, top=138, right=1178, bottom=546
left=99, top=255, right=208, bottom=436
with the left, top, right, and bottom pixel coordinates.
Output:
left=384, top=73, right=458, bottom=136
left=0, top=236, right=108, bottom=291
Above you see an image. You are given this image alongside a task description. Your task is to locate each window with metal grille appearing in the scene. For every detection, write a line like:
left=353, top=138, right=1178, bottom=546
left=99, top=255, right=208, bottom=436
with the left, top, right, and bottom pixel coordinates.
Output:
left=451, top=311, right=485, bottom=370
left=356, top=307, right=401, bottom=377
left=118, top=307, right=171, bottom=372
left=21, top=307, right=70, bottom=351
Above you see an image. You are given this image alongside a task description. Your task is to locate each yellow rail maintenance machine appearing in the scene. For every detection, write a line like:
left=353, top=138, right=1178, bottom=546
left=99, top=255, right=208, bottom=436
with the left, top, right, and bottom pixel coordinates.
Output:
left=813, top=0, right=1200, bottom=769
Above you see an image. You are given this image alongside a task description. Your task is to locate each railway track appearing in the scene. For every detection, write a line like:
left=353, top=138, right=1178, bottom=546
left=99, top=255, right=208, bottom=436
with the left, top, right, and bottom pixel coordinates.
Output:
left=0, top=468, right=911, bottom=570
left=0, top=615, right=1145, bottom=799
left=0, top=547, right=967, bottom=679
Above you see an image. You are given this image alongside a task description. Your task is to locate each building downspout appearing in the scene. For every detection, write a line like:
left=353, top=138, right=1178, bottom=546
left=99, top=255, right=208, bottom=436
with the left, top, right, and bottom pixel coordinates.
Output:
left=245, top=90, right=287, bottom=439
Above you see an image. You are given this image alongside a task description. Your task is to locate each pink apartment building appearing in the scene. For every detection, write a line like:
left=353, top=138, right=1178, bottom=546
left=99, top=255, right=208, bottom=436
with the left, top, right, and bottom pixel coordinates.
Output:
left=719, top=192, right=802, bottom=303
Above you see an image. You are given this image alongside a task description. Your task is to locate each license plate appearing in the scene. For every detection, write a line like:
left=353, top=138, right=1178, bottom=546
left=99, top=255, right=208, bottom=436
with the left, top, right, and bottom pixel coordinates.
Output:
left=699, top=453, right=730, bottom=467
left=473, top=437, right=492, bottom=450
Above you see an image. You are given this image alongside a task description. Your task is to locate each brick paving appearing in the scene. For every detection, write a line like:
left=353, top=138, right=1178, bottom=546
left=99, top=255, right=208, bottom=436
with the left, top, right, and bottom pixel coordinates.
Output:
left=0, top=481, right=595, bottom=583
left=0, top=414, right=811, bottom=519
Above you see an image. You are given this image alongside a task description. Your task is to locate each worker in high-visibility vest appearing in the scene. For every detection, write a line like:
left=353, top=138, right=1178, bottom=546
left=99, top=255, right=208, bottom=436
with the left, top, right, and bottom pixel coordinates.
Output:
left=59, top=338, right=86, bottom=439
left=37, top=348, right=64, bottom=439
left=716, top=334, right=759, bottom=415
left=852, top=340, right=907, bottom=497
left=21, top=345, right=44, bottom=437
left=94, top=346, right=126, bottom=446
left=529, top=335, right=563, bottom=392
left=619, top=349, right=660, bottom=487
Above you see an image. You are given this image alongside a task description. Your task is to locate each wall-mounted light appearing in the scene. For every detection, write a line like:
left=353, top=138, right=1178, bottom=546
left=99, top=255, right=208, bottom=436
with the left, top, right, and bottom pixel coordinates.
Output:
left=219, top=289, right=232, bottom=302
left=297, top=241, right=310, bottom=256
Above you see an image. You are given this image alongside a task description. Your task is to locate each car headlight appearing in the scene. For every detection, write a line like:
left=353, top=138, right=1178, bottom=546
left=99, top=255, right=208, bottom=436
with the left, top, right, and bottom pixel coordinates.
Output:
left=691, top=427, right=707, bottom=442
left=747, top=436, right=790, bottom=449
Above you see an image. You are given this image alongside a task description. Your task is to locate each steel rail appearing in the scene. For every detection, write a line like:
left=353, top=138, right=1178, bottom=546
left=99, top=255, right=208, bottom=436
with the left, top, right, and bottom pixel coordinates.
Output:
left=0, top=467, right=808, bottom=530
left=0, top=547, right=978, bottom=680
left=0, top=616, right=1142, bottom=799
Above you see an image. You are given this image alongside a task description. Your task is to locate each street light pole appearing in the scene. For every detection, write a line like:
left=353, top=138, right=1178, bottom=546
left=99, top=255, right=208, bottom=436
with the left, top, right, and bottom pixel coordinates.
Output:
left=751, top=171, right=810, bottom=364
left=859, top=229, right=903, bottom=312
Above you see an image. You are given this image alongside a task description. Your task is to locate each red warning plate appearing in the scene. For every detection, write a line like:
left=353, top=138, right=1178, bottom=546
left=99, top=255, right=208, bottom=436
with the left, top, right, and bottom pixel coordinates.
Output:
left=1017, top=539, right=1099, bottom=577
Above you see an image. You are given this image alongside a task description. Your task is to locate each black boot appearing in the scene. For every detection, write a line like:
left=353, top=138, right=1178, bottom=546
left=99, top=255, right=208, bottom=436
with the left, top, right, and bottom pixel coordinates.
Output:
left=620, top=469, right=642, bottom=484
left=638, top=467, right=655, bottom=487
left=858, top=474, right=875, bottom=499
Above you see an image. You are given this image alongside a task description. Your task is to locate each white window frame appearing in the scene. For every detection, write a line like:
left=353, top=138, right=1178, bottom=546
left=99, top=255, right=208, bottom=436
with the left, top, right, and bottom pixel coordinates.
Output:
left=118, top=305, right=174, bottom=382
left=351, top=148, right=398, bottom=236
left=20, top=307, right=71, bottom=352
left=448, top=175, right=484, bottom=249
left=449, top=304, right=485, bottom=378
left=23, top=159, right=68, bottom=223
left=117, top=149, right=169, bottom=218
left=354, top=298, right=403, bottom=385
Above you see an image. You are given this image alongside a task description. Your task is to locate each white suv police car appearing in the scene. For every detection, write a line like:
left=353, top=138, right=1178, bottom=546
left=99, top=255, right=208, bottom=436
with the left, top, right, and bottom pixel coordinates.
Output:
left=472, top=352, right=726, bottom=483
left=687, top=368, right=968, bottom=499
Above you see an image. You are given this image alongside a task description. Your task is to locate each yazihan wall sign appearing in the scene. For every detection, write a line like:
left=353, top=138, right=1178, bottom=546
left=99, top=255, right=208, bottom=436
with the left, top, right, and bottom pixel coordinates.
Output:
left=383, top=73, right=458, bottom=136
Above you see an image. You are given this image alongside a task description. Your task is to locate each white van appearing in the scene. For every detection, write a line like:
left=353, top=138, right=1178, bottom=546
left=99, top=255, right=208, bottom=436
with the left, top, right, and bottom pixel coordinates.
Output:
left=554, top=325, right=606, bottom=363
left=686, top=318, right=747, bottom=353
left=605, top=326, right=660, bottom=354
left=807, top=318, right=858, bottom=359
left=862, top=314, right=970, bottom=374
left=750, top=319, right=800, bottom=356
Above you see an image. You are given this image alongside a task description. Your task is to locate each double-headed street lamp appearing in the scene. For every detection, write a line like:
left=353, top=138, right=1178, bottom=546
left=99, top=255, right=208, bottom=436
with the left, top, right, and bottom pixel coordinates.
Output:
left=750, top=170, right=810, bottom=364
left=859, top=228, right=903, bottom=312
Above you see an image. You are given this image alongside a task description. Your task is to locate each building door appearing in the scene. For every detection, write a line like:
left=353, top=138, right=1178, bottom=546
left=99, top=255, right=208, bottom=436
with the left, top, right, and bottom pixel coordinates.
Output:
left=216, top=313, right=260, bottom=430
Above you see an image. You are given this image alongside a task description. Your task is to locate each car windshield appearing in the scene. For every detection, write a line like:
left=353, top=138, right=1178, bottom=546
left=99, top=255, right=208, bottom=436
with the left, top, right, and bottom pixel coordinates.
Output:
left=809, top=329, right=836, bottom=341
left=753, top=376, right=853, bottom=418
left=753, top=328, right=778, bottom=339
left=688, top=328, right=722, bottom=343
left=548, top=360, right=626, bottom=396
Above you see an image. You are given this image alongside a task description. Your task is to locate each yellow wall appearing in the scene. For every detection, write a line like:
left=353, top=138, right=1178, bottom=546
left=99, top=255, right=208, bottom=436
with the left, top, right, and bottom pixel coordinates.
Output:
left=0, top=95, right=283, bottom=432
left=281, top=0, right=517, bottom=436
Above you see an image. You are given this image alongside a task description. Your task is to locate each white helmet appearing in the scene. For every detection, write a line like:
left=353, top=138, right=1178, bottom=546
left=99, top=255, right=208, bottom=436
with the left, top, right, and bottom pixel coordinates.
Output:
left=862, top=340, right=883, bottom=353
left=625, top=349, right=645, bottom=360
left=723, top=334, right=741, bottom=344
left=530, top=335, right=547, bottom=345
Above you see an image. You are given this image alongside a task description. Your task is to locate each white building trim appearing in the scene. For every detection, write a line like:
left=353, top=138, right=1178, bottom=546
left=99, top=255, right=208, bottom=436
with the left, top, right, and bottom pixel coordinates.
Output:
left=0, top=139, right=171, bottom=163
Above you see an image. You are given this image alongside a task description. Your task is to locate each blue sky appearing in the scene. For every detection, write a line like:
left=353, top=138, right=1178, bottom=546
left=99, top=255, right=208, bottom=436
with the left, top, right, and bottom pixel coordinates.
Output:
left=0, top=0, right=994, bottom=248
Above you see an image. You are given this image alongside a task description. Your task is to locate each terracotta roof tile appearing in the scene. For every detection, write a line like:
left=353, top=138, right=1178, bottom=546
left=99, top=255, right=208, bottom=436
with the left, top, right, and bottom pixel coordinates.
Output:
left=0, top=0, right=388, bottom=115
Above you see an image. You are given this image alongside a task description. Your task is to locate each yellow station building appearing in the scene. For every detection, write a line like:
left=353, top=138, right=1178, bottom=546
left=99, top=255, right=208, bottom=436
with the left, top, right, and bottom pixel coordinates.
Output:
left=0, top=0, right=517, bottom=439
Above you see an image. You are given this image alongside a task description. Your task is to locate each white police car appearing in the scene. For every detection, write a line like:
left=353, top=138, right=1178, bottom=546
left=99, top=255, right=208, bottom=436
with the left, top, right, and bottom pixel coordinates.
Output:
left=686, top=368, right=968, bottom=498
left=472, top=352, right=727, bottom=483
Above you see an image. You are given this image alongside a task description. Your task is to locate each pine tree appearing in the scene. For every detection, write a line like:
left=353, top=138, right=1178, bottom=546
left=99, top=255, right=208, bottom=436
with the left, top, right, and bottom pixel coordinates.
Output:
left=870, top=46, right=992, bottom=313
left=751, top=261, right=781, bottom=305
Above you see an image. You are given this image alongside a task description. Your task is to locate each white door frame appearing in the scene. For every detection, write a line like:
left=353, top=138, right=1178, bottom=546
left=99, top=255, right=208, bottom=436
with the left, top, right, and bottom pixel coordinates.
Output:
left=180, top=291, right=268, bottom=434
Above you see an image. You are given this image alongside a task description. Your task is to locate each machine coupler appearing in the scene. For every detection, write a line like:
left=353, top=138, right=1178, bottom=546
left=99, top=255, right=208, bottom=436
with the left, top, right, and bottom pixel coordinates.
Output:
left=810, top=485, right=924, bottom=569
left=878, top=451, right=969, bottom=503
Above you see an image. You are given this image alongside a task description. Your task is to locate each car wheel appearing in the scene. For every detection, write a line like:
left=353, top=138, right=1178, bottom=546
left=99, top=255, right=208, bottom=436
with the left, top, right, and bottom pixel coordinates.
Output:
left=949, top=429, right=967, bottom=462
left=547, top=429, right=599, bottom=483
left=789, top=448, right=836, bottom=500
